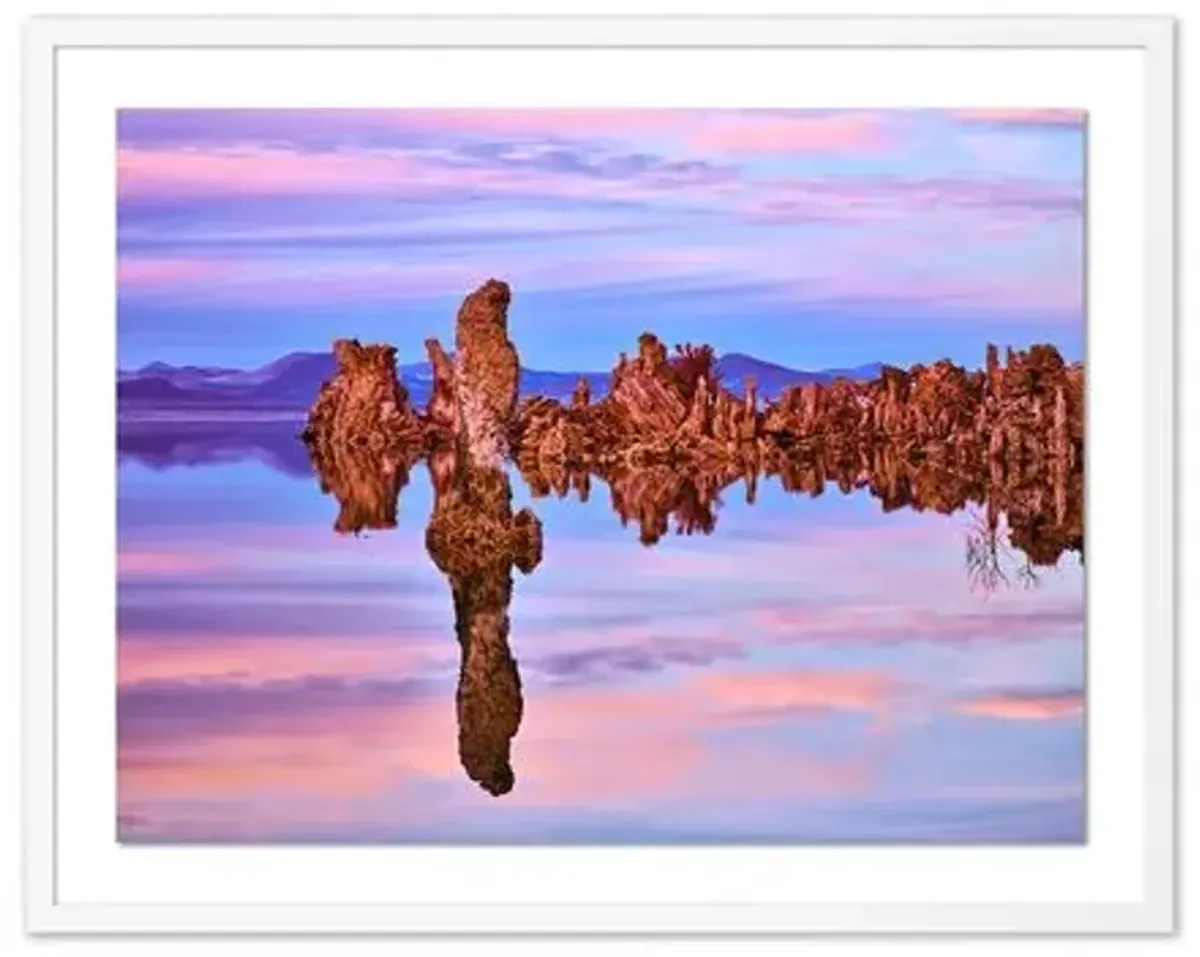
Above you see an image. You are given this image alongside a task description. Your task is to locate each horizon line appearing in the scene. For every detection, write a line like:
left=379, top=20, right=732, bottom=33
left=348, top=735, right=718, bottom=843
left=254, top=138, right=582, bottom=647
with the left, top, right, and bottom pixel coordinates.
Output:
left=120, top=345, right=1084, bottom=378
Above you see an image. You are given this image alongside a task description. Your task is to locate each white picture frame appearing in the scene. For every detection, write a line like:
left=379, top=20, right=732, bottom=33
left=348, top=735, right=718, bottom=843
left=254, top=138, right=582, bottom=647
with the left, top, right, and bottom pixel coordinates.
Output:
left=22, top=14, right=1178, bottom=938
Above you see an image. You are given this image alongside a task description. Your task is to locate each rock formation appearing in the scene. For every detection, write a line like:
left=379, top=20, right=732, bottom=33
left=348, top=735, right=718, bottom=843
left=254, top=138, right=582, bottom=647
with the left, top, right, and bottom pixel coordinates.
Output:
left=299, top=292, right=1082, bottom=509
left=451, top=279, right=520, bottom=468
left=571, top=376, right=591, bottom=410
left=302, top=338, right=422, bottom=449
left=300, top=281, right=547, bottom=795
left=301, top=338, right=423, bottom=532
left=506, top=333, right=1083, bottom=568
left=510, top=337, right=1083, bottom=490
left=422, top=278, right=543, bottom=796
left=423, top=337, right=459, bottom=439
left=310, top=443, right=413, bottom=535
left=300, top=283, right=1086, bottom=790
left=606, top=334, right=692, bottom=434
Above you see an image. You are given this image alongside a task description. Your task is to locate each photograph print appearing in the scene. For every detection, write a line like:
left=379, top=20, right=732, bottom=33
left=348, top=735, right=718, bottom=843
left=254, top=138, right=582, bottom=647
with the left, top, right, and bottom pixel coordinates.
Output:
left=116, top=108, right=1085, bottom=844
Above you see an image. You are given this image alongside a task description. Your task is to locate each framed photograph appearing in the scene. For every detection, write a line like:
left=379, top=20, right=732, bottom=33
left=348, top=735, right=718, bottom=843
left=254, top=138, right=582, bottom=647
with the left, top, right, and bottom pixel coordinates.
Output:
left=22, top=14, right=1178, bottom=937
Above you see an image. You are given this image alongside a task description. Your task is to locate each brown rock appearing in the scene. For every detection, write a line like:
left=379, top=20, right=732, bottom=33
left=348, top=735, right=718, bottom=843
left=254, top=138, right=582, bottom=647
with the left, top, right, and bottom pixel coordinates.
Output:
left=679, top=373, right=711, bottom=439
left=572, top=377, right=591, bottom=410
left=299, top=280, right=1084, bottom=596
left=303, top=338, right=421, bottom=449
left=424, top=337, right=458, bottom=436
left=301, top=338, right=423, bottom=531
left=454, top=279, right=520, bottom=467
left=309, top=442, right=414, bottom=535
left=604, top=333, right=689, bottom=434
left=603, top=462, right=720, bottom=546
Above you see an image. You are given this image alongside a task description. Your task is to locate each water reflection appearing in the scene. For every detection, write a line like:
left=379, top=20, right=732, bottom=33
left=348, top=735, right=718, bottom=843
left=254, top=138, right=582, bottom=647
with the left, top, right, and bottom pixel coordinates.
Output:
left=305, top=427, right=417, bottom=536
left=425, top=445, right=542, bottom=796
left=116, top=416, right=1085, bottom=841
left=308, top=436, right=1084, bottom=570
left=516, top=444, right=1084, bottom=571
left=304, top=432, right=1082, bottom=796
left=118, top=417, right=314, bottom=478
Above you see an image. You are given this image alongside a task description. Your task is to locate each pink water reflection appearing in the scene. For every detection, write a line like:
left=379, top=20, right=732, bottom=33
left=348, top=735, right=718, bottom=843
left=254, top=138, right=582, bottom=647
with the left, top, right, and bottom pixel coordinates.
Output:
left=118, top=460, right=1084, bottom=843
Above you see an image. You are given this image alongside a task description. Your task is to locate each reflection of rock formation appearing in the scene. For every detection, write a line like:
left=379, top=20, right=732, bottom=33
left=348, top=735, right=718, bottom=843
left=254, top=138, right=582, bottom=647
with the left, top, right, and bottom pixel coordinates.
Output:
left=311, top=442, right=414, bottom=535
left=423, top=278, right=542, bottom=796
left=600, top=462, right=726, bottom=546
left=426, top=462, right=542, bottom=796
left=516, top=435, right=1083, bottom=575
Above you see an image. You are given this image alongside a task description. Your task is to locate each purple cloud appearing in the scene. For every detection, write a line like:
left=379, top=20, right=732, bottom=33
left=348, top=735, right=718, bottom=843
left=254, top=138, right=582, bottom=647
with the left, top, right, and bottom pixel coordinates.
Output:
left=115, top=108, right=1085, bottom=371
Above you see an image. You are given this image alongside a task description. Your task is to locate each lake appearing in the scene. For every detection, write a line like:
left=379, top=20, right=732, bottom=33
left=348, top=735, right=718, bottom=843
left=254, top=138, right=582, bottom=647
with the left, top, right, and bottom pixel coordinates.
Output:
left=116, top=418, right=1085, bottom=844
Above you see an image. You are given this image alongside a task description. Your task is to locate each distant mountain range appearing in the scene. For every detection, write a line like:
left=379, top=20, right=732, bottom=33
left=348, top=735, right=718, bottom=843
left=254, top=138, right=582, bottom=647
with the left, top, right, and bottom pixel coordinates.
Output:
left=116, top=350, right=884, bottom=414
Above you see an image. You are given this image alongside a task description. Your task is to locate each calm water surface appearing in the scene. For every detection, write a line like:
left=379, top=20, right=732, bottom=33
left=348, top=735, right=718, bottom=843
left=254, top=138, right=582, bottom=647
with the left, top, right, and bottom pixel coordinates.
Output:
left=116, top=420, right=1085, bottom=844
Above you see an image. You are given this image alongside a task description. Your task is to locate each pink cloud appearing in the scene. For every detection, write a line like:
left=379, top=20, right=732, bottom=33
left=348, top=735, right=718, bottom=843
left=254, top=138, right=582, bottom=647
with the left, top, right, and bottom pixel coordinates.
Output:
left=689, top=111, right=891, bottom=156
left=116, top=118, right=898, bottom=207
left=117, top=662, right=908, bottom=819
left=956, top=691, right=1084, bottom=722
left=510, top=734, right=708, bottom=807
left=697, top=669, right=898, bottom=717
left=116, top=625, right=1083, bottom=839
left=117, top=549, right=226, bottom=577
left=385, top=108, right=677, bottom=139
left=117, top=142, right=721, bottom=205
left=118, top=147, right=418, bottom=198
left=493, top=666, right=905, bottom=808
left=118, top=684, right=457, bottom=814
left=117, top=634, right=447, bottom=687
left=120, top=718, right=413, bottom=801
left=352, top=109, right=893, bottom=158
left=117, top=258, right=232, bottom=286
left=115, top=141, right=1081, bottom=319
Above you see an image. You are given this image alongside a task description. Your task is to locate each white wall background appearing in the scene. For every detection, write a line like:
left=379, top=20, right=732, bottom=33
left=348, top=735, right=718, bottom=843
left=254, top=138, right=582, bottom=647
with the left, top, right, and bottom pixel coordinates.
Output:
left=1, top=1, right=1194, bottom=955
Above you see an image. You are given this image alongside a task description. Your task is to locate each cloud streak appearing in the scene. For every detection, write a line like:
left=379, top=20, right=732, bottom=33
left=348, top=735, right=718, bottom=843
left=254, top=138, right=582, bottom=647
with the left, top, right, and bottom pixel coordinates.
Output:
left=955, top=689, right=1085, bottom=722
left=115, top=108, right=1085, bottom=369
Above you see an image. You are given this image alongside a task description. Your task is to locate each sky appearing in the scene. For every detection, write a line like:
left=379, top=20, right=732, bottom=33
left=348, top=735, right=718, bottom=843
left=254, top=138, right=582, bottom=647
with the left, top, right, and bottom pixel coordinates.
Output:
left=116, top=108, right=1085, bottom=372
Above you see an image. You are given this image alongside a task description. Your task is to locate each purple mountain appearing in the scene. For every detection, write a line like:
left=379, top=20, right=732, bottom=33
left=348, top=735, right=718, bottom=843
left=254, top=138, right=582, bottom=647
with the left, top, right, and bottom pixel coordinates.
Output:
left=117, top=350, right=882, bottom=414
left=715, top=353, right=882, bottom=397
